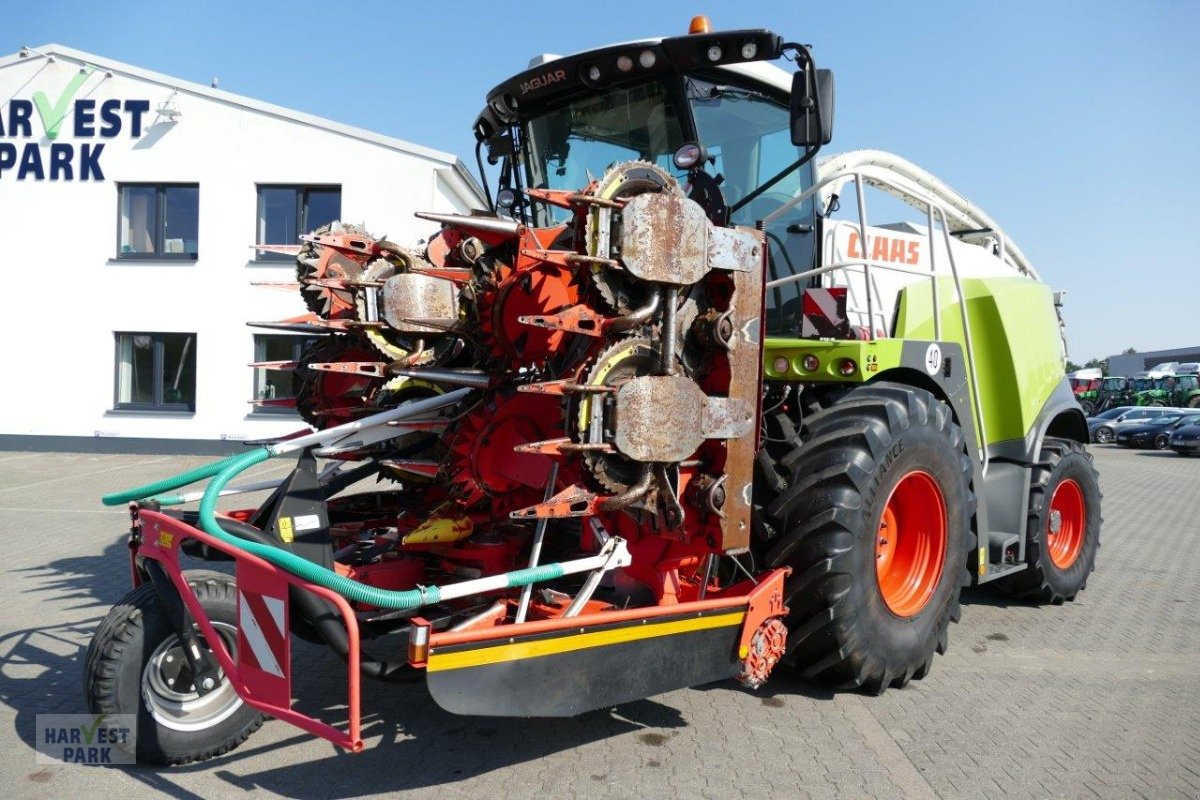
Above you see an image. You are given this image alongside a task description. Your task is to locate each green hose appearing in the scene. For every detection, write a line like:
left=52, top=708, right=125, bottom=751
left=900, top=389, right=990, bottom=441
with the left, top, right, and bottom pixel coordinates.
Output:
left=105, top=447, right=569, bottom=611
left=101, top=452, right=253, bottom=507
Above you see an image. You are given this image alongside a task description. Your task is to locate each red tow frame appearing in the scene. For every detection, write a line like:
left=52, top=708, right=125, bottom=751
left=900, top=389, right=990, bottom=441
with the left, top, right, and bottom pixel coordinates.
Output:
left=135, top=509, right=364, bottom=753
left=130, top=507, right=790, bottom=752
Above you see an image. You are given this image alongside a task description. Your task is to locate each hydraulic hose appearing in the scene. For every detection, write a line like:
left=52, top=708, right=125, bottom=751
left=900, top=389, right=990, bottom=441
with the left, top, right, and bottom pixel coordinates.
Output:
left=105, top=446, right=566, bottom=611
left=171, top=510, right=417, bottom=681
left=101, top=452, right=252, bottom=507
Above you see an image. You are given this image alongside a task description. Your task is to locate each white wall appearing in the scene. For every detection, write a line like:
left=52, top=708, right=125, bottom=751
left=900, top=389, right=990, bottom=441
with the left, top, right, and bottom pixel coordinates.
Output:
left=0, top=52, right=480, bottom=444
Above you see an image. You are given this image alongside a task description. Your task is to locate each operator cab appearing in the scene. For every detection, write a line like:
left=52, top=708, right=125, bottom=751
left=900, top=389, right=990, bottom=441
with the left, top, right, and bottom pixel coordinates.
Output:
left=472, top=19, right=834, bottom=334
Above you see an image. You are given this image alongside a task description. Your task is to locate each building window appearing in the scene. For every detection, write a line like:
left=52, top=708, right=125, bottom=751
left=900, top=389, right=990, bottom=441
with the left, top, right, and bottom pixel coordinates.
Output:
left=115, top=333, right=197, bottom=412
left=117, top=184, right=199, bottom=258
left=253, top=334, right=318, bottom=412
left=255, top=185, right=341, bottom=259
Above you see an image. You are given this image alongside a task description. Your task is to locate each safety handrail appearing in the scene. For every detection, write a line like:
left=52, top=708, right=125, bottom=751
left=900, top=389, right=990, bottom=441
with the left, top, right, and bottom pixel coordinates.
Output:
left=762, top=170, right=992, bottom=472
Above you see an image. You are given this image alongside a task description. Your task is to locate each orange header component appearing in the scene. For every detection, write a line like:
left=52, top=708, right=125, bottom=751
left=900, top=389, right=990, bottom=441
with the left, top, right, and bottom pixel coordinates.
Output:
left=689, top=15, right=712, bottom=34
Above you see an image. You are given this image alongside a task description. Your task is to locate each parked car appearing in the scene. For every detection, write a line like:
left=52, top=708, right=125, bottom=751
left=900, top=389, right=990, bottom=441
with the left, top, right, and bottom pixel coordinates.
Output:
left=1114, top=412, right=1200, bottom=450
left=1168, top=421, right=1200, bottom=456
left=1089, top=406, right=1171, bottom=443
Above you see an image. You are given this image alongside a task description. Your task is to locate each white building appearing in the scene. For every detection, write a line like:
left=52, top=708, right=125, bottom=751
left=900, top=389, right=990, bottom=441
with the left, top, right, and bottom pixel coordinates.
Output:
left=0, top=44, right=484, bottom=453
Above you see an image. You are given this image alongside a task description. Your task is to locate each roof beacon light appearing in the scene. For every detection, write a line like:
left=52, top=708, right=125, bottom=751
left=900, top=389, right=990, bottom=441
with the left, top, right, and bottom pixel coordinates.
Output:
left=689, top=15, right=712, bottom=34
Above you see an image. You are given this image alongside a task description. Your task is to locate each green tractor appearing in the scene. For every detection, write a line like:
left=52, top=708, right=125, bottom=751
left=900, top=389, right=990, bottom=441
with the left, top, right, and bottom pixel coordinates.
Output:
left=1136, top=374, right=1200, bottom=407
left=1080, top=376, right=1135, bottom=415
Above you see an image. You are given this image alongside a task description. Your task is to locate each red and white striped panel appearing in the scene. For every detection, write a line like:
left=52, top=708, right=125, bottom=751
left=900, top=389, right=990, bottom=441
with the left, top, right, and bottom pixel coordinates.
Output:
left=236, top=560, right=291, bottom=707
left=800, top=288, right=850, bottom=339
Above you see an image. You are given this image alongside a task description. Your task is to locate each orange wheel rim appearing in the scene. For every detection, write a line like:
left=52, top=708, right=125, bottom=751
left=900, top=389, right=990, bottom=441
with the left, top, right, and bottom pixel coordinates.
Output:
left=875, top=471, right=947, bottom=617
left=1047, top=479, right=1085, bottom=569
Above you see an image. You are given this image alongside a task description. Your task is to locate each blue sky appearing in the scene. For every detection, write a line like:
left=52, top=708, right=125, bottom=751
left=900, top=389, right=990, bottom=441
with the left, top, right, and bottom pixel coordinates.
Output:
left=11, top=1, right=1199, bottom=361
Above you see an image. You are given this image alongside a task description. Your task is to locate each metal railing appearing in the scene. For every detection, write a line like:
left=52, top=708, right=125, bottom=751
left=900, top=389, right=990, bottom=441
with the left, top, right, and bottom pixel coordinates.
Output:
left=760, top=171, right=991, bottom=472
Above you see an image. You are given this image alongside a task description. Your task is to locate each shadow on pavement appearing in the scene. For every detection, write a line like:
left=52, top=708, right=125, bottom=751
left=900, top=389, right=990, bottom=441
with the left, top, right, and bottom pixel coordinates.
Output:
left=0, top=536, right=700, bottom=796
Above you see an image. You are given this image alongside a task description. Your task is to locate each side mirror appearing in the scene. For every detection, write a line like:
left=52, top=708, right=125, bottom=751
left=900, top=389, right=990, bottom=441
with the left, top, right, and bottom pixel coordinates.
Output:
left=790, top=68, right=835, bottom=147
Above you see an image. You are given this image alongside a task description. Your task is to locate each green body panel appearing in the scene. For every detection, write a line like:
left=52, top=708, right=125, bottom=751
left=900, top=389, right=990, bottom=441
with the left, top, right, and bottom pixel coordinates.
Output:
left=762, top=276, right=1065, bottom=448
left=761, top=337, right=906, bottom=384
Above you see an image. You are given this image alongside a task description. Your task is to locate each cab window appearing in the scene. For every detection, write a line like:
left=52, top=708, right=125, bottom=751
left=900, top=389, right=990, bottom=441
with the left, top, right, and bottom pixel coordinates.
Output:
left=686, top=74, right=817, bottom=335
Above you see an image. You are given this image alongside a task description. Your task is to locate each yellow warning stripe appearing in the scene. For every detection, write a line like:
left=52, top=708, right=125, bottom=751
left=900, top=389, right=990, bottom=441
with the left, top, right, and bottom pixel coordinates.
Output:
left=427, top=611, right=745, bottom=673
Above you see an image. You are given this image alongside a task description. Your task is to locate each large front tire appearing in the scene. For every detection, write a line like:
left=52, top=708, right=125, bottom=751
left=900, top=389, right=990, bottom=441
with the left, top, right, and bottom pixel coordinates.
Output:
left=994, top=438, right=1101, bottom=604
left=759, top=383, right=974, bottom=694
left=84, top=570, right=265, bottom=765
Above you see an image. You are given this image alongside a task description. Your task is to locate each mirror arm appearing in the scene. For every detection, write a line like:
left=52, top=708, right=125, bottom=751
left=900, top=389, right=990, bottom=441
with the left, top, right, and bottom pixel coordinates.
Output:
left=475, top=139, right=495, bottom=213
left=728, top=147, right=819, bottom=217
left=729, top=43, right=823, bottom=219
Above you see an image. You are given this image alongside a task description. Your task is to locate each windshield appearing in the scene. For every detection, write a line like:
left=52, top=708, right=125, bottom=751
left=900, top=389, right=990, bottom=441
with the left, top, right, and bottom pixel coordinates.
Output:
left=686, top=74, right=816, bottom=334
left=1103, top=378, right=1125, bottom=390
left=1132, top=378, right=1153, bottom=391
left=1094, top=407, right=1129, bottom=420
left=520, top=71, right=818, bottom=334
left=524, top=80, right=687, bottom=224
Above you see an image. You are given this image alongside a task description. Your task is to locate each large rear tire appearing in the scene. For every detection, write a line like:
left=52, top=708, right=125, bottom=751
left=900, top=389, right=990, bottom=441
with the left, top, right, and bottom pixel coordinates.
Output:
left=757, top=382, right=974, bottom=693
left=994, top=438, right=1100, bottom=604
left=84, top=570, right=265, bottom=765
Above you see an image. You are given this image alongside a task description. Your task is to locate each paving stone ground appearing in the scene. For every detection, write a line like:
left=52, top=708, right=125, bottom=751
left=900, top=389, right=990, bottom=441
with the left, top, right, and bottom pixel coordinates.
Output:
left=0, top=445, right=1196, bottom=799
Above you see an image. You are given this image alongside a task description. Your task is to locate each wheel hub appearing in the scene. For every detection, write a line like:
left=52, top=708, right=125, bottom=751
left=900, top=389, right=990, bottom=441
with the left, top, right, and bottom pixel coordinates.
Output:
left=1046, top=478, right=1085, bottom=569
left=142, top=622, right=243, bottom=733
left=874, top=470, right=948, bottom=618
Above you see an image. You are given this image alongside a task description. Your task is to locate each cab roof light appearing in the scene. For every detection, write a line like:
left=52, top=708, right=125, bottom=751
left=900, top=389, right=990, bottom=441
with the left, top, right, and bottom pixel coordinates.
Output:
left=689, top=15, right=712, bottom=34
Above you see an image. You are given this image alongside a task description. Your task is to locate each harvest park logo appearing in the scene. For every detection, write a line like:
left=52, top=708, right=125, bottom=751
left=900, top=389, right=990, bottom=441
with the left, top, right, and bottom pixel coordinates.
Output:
left=35, top=713, right=136, bottom=765
left=1, top=66, right=149, bottom=181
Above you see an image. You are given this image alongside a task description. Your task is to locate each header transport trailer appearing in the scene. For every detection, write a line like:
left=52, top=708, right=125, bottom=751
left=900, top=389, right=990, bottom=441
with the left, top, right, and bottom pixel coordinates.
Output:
left=87, top=17, right=1100, bottom=764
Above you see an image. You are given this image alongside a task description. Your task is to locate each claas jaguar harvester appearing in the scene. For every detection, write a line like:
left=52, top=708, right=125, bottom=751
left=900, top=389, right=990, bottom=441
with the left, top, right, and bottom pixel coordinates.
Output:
left=87, top=18, right=1102, bottom=764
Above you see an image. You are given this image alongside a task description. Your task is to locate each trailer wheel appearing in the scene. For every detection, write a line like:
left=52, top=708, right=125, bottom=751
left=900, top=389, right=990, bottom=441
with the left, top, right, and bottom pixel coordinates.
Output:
left=84, top=570, right=264, bottom=765
left=759, top=382, right=973, bottom=694
left=994, top=438, right=1100, bottom=604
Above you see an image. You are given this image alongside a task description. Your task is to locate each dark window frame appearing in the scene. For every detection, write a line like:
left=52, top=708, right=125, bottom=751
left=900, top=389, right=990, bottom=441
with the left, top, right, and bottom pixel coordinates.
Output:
left=251, top=334, right=317, bottom=414
left=254, top=184, right=342, bottom=261
left=115, top=183, right=200, bottom=260
left=113, top=331, right=197, bottom=413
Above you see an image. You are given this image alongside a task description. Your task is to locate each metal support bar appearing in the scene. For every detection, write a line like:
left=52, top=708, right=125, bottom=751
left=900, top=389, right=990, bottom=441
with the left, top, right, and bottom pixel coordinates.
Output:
left=143, top=559, right=223, bottom=696
left=515, top=462, right=560, bottom=624
left=926, top=201, right=942, bottom=340
left=271, top=388, right=471, bottom=456
left=935, top=206, right=988, bottom=474
left=563, top=538, right=627, bottom=618
left=853, top=175, right=875, bottom=341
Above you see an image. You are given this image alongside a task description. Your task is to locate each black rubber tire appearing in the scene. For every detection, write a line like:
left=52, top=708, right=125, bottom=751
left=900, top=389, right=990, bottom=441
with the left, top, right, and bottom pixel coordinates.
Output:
left=757, top=382, right=974, bottom=694
left=1079, top=400, right=1094, bottom=417
left=1187, top=396, right=1200, bottom=409
left=84, top=570, right=265, bottom=765
left=994, top=438, right=1101, bottom=604
left=1154, top=433, right=1170, bottom=450
left=1094, top=426, right=1114, bottom=444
